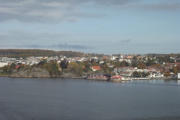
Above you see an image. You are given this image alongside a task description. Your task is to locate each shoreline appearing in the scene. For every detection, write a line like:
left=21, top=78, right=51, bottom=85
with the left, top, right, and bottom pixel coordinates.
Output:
left=0, top=75, right=178, bottom=82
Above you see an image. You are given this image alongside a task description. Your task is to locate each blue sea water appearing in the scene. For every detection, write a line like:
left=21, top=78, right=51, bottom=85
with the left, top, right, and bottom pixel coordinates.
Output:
left=0, top=77, right=180, bottom=120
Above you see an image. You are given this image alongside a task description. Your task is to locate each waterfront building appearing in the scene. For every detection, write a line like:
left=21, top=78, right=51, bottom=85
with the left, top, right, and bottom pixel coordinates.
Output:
left=178, top=73, right=180, bottom=80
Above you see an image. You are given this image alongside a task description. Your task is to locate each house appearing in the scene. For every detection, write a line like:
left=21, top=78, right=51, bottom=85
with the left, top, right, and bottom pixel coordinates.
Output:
left=178, top=73, right=180, bottom=79
left=15, top=65, right=21, bottom=69
left=111, top=56, right=118, bottom=61
left=91, top=66, right=101, bottom=71
left=87, top=73, right=108, bottom=80
left=111, top=75, right=123, bottom=80
left=175, top=62, right=180, bottom=67
left=111, top=75, right=130, bottom=82
left=99, top=61, right=104, bottom=64
left=126, top=55, right=133, bottom=59
left=0, top=62, right=8, bottom=68
left=149, top=72, right=164, bottom=78
left=114, top=67, right=134, bottom=77
left=175, top=58, right=180, bottom=63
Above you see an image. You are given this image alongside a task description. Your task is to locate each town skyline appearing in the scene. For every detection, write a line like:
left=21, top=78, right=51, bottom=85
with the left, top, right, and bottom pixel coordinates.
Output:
left=0, top=48, right=180, bottom=80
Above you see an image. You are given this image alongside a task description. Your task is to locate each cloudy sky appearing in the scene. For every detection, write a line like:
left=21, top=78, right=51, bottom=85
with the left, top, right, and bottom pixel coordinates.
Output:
left=0, top=0, right=179, bottom=54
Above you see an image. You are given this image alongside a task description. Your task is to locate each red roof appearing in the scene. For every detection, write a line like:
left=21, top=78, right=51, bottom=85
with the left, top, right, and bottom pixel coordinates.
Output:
left=111, top=75, right=122, bottom=79
left=92, top=66, right=101, bottom=70
left=175, top=62, right=180, bottom=66
left=15, top=65, right=20, bottom=69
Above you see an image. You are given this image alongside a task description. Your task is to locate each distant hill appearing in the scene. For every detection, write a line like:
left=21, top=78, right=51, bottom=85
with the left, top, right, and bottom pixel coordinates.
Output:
left=0, top=49, right=85, bottom=57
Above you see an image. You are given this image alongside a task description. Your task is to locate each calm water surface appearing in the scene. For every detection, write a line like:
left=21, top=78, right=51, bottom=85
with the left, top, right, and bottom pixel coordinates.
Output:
left=0, top=77, right=180, bottom=120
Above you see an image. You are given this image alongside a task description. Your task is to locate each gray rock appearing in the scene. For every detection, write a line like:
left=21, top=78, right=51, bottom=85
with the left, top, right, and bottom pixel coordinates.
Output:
left=10, top=67, right=50, bottom=78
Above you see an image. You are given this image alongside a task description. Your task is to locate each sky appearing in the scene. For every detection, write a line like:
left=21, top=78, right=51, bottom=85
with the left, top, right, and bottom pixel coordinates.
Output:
left=0, top=0, right=179, bottom=54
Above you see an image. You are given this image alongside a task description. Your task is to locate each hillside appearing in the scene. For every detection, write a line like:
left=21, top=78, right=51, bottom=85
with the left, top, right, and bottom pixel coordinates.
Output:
left=0, top=49, right=85, bottom=57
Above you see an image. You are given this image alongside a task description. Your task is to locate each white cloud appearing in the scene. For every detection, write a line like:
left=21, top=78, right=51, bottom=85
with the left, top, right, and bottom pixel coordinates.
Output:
left=0, top=0, right=179, bottom=22
left=0, top=0, right=139, bottom=22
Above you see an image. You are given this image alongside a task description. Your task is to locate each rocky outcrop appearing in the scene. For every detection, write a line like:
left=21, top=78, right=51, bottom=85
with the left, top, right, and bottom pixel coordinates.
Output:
left=9, top=67, right=82, bottom=78
left=60, top=72, right=80, bottom=78
left=10, top=67, right=51, bottom=78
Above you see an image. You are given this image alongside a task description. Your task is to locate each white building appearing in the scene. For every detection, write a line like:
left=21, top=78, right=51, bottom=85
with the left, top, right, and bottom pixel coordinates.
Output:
left=149, top=72, right=164, bottom=78
left=111, top=56, right=118, bottom=61
left=0, top=62, right=8, bottom=68
left=178, top=73, right=180, bottom=79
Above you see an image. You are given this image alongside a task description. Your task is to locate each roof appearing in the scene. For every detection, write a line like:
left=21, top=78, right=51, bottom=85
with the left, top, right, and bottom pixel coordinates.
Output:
left=92, top=66, right=101, bottom=70
left=111, top=75, right=122, bottom=79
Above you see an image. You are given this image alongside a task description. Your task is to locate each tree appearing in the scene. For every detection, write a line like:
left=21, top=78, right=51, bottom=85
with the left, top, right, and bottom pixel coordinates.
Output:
left=171, top=66, right=178, bottom=74
left=113, top=61, right=121, bottom=67
left=146, top=58, right=155, bottom=66
left=60, top=59, right=68, bottom=71
left=120, top=61, right=129, bottom=67
left=132, top=71, right=149, bottom=77
left=101, top=63, right=112, bottom=74
left=141, top=72, right=150, bottom=77
left=131, top=56, right=138, bottom=67
left=67, top=62, right=84, bottom=76
left=10, top=63, right=16, bottom=69
left=44, top=61, right=60, bottom=77
left=38, top=60, right=47, bottom=66
left=137, top=62, right=146, bottom=69
left=132, top=71, right=141, bottom=77
left=2, top=66, right=9, bottom=74
left=164, top=72, right=170, bottom=77
left=82, top=61, right=91, bottom=73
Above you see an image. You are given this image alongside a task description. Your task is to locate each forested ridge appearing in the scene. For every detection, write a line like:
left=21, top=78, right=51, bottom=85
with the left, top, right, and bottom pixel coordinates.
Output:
left=0, top=49, right=85, bottom=57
